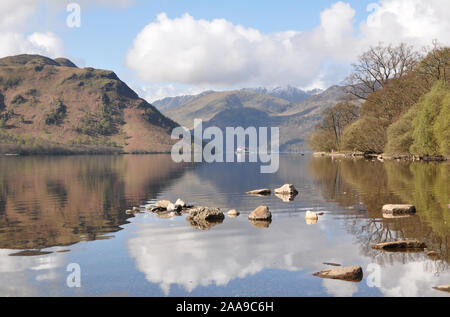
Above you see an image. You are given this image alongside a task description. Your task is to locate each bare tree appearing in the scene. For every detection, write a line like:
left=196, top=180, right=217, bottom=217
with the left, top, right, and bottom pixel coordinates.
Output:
left=345, top=43, right=422, bottom=99
left=416, top=40, right=450, bottom=83
left=321, top=102, right=360, bottom=149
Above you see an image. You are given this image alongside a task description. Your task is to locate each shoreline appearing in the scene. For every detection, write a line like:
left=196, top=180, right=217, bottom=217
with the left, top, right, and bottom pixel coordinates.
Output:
left=313, top=151, right=449, bottom=162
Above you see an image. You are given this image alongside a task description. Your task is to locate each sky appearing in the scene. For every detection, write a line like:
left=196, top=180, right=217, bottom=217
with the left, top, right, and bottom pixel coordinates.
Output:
left=0, top=0, right=449, bottom=102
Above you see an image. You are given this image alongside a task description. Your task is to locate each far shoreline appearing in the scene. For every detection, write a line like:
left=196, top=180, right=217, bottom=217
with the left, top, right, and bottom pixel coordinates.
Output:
left=313, top=151, right=449, bottom=162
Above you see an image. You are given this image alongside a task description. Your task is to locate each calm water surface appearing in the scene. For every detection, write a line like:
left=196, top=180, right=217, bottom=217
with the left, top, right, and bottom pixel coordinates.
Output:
left=0, top=154, right=448, bottom=297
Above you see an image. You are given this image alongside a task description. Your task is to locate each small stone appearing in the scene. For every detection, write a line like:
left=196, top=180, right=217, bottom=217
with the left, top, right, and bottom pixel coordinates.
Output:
left=248, top=206, right=272, bottom=221
left=156, top=200, right=172, bottom=209
left=227, top=209, right=240, bottom=217
left=274, top=184, right=298, bottom=195
left=313, top=266, right=363, bottom=282
left=305, top=211, right=318, bottom=220
left=175, top=198, right=186, bottom=208
left=246, top=189, right=271, bottom=196
left=132, top=207, right=140, bottom=212
left=427, top=251, right=439, bottom=258
left=167, top=203, right=182, bottom=212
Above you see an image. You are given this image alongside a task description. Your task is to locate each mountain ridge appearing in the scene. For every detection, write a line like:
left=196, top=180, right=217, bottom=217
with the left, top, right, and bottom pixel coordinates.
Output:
left=0, top=54, right=178, bottom=154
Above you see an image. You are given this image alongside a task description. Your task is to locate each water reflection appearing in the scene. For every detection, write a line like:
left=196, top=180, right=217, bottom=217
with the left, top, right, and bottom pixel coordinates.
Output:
left=0, top=155, right=184, bottom=250
left=308, top=158, right=450, bottom=265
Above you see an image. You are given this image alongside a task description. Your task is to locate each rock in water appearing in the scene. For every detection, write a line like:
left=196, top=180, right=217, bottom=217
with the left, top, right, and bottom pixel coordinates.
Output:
left=305, top=211, right=318, bottom=220
left=156, top=200, right=172, bottom=209
left=167, top=203, right=182, bottom=212
left=227, top=209, right=240, bottom=217
left=186, top=207, right=225, bottom=222
left=433, top=285, right=450, bottom=293
left=246, top=189, right=271, bottom=196
left=274, top=184, right=298, bottom=195
left=313, top=266, right=363, bottom=282
left=248, top=206, right=272, bottom=221
left=175, top=198, right=186, bottom=208
left=382, top=204, right=416, bottom=215
left=372, top=240, right=426, bottom=251
left=275, top=192, right=296, bottom=202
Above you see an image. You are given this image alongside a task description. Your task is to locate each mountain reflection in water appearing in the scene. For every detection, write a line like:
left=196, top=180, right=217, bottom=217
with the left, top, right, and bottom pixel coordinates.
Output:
left=0, top=154, right=448, bottom=297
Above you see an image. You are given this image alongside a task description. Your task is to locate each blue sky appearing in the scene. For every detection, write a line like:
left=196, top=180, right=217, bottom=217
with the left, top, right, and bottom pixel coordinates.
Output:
left=56, top=1, right=373, bottom=81
left=1, top=0, right=448, bottom=101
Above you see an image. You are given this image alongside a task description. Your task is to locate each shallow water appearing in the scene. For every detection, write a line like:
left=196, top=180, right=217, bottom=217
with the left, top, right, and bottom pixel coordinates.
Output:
left=0, top=154, right=448, bottom=297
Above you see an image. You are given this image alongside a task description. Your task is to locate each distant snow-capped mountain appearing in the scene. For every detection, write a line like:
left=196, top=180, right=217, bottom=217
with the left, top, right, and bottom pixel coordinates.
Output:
left=242, top=85, right=323, bottom=103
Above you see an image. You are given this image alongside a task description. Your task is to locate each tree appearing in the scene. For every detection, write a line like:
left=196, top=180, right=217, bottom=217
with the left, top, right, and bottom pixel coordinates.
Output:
left=411, top=81, right=450, bottom=156
left=416, top=40, right=450, bottom=84
left=308, top=102, right=359, bottom=151
left=345, top=43, right=421, bottom=99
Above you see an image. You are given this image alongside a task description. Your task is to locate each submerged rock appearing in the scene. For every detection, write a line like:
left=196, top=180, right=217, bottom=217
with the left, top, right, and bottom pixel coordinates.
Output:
left=313, top=266, right=363, bottom=282
left=382, top=204, right=416, bottom=215
left=227, top=209, right=240, bottom=217
left=250, top=219, right=272, bottom=229
left=372, top=240, right=426, bottom=251
left=274, top=184, right=298, bottom=195
left=246, top=189, right=271, bottom=196
left=248, top=206, right=272, bottom=221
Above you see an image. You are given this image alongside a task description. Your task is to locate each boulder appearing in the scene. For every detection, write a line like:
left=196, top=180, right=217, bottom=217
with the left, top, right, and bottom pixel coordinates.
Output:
left=246, top=189, right=271, bottom=196
left=382, top=204, right=416, bottom=215
left=274, top=184, right=298, bottom=195
left=372, top=240, right=426, bottom=251
left=433, top=285, right=450, bottom=293
left=248, top=206, right=272, bottom=221
left=186, top=207, right=225, bottom=222
left=227, top=209, right=240, bottom=217
left=313, top=266, right=363, bottom=282
left=156, top=200, right=172, bottom=209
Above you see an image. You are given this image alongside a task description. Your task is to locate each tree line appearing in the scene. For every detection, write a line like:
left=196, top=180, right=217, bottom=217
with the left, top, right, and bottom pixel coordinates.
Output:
left=308, top=41, right=450, bottom=157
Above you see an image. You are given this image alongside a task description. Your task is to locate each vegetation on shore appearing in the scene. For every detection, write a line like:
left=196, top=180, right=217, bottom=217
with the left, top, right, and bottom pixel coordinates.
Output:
left=308, top=41, right=450, bottom=157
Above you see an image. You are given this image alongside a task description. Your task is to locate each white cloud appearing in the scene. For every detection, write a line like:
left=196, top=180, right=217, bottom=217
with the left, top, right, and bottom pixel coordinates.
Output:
left=126, top=0, right=450, bottom=92
left=0, top=0, right=134, bottom=59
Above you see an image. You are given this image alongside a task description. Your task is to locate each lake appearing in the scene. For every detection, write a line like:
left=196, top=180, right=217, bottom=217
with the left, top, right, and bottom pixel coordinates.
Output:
left=0, top=154, right=449, bottom=297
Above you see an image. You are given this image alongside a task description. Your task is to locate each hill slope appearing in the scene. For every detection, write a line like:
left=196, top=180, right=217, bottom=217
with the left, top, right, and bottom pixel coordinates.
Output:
left=0, top=54, right=178, bottom=154
left=159, top=85, right=356, bottom=151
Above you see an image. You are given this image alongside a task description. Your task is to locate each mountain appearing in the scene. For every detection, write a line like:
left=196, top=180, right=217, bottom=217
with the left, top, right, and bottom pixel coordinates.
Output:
left=160, top=85, right=357, bottom=151
left=152, top=91, right=215, bottom=112
left=0, top=54, right=178, bottom=154
left=243, top=86, right=323, bottom=103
